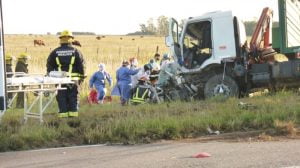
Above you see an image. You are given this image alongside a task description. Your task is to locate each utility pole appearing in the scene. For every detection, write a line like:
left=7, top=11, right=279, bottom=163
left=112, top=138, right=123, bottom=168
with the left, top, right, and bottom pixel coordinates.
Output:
left=0, top=0, right=7, bottom=112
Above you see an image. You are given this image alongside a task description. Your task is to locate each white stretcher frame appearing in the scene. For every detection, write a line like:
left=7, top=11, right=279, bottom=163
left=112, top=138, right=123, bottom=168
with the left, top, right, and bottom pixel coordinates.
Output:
left=0, top=72, right=74, bottom=123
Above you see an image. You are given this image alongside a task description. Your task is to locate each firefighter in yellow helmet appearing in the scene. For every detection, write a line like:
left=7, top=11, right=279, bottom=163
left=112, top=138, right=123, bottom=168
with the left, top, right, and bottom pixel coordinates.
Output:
left=46, top=30, right=85, bottom=118
left=15, top=52, right=30, bottom=108
left=5, top=53, right=14, bottom=100
left=5, top=53, right=14, bottom=77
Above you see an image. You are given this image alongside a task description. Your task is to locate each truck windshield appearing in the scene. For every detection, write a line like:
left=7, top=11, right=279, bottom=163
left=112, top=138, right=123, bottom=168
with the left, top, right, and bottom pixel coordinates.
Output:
left=182, top=21, right=212, bottom=69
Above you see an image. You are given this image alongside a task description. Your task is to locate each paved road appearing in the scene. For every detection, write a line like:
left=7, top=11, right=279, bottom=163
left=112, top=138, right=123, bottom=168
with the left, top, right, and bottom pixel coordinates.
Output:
left=0, top=139, right=299, bottom=168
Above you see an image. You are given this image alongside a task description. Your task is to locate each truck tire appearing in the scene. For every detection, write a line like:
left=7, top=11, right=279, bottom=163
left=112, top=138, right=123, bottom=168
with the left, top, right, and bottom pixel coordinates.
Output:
left=204, top=74, right=239, bottom=99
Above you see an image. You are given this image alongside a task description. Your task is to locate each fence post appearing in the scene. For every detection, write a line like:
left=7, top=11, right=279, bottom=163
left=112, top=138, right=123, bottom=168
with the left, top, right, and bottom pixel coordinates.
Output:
left=137, top=46, right=140, bottom=58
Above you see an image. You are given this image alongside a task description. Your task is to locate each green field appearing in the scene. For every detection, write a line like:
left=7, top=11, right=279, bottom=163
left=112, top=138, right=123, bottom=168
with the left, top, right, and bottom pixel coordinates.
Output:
left=1, top=91, right=299, bottom=152
left=4, top=34, right=168, bottom=91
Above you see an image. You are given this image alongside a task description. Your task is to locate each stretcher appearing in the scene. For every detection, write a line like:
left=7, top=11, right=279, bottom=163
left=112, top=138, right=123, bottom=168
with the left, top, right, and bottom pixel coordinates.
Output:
left=0, top=72, right=74, bottom=123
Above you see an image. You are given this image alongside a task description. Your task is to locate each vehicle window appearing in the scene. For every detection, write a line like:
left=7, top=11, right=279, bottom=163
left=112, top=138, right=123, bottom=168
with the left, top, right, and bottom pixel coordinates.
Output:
left=182, top=21, right=212, bottom=69
left=171, top=20, right=179, bottom=44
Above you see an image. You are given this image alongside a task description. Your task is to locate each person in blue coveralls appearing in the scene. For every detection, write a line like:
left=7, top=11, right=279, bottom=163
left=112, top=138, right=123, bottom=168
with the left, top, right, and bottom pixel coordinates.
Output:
left=113, top=60, right=139, bottom=105
left=89, top=63, right=112, bottom=104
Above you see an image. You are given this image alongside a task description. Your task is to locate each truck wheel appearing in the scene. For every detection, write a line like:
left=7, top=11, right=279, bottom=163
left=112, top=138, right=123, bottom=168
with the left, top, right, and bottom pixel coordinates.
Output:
left=204, top=74, right=239, bottom=99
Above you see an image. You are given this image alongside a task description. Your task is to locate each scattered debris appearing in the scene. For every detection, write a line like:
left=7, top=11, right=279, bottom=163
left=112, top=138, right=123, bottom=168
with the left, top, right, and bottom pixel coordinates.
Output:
left=192, top=152, right=211, bottom=158
left=207, top=127, right=220, bottom=135
left=258, top=132, right=273, bottom=141
left=238, top=101, right=258, bottom=110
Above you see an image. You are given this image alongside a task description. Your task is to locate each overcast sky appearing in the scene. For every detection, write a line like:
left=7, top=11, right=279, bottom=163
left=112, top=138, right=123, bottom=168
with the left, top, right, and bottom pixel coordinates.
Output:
left=2, top=0, right=278, bottom=35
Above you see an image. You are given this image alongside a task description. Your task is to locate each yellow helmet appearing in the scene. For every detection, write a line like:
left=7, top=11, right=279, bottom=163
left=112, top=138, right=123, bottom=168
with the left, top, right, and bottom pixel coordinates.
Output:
left=59, top=30, right=74, bottom=39
left=5, top=53, right=12, bottom=60
left=18, top=52, right=31, bottom=59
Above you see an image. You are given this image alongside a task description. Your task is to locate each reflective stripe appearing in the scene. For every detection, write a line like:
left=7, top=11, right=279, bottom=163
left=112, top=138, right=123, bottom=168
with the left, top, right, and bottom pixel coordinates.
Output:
left=130, top=87, right=149, bottom=104
left=69, top=56, right=75, bottom=74
left=55, top=56, right=83, bottom=80
left=55, top=57, right=62, bottom=71
left=68, top=111, right=78, bottom=117
left=70, top=72, right=83, bottom=77
left=58, top=112, right=68, bottom=118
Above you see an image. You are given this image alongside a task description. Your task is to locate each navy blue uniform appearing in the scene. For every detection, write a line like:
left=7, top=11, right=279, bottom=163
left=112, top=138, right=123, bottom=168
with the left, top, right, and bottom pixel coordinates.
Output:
left=15, top=61, right=28, bottom=108
left=47, top=44, right=85, bottom=114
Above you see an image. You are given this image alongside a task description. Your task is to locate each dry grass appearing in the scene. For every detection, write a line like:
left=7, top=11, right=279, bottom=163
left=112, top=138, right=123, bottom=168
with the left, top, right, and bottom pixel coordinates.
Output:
left=4, top=34, right=169, bottom=91
left=274, top=120, right=297, bottom=137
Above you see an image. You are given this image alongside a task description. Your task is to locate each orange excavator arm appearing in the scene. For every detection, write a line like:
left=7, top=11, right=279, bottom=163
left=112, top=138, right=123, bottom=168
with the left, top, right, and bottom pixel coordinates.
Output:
left=249, top=7, right=273, bottom=56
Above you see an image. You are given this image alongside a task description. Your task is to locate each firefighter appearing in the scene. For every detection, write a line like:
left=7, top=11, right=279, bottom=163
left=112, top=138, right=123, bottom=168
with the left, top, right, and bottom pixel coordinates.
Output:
left=152, top=53, right=161, bottom=71
left=130, top=76, right=152, bottom=105
left=115, top=60, right=139, bottom=105
left=129, top=57, right=138, bottom=70
left=160, top=53, right=171, bottom=67
left=5, top=53, right=14, bottom=77
left=131, top=63, right=152, bottom=88
left=89, top=63, right=112, bottom=104
left=5, top=53, right=14, bottom=100
left=47, top=30, right=85, bottom=118
left=15, top=52, right=30, bottom=108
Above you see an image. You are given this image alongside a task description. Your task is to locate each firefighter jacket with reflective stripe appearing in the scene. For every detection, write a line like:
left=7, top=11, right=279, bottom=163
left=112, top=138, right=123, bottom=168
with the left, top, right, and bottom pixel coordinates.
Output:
left=130, top=85, right=150, bottom=104
left=47, top=44, right=85, bottom=80
left=15, top=61, right=28, bottom=74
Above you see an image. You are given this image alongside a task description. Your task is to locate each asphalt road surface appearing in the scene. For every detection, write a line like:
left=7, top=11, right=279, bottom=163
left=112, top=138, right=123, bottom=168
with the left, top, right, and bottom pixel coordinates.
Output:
left=0, top=139, right=299, bottom=168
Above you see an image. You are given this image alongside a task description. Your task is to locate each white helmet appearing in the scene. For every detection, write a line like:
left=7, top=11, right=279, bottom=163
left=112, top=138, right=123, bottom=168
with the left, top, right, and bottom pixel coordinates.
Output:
left=98, top=63, right=105, bottom=70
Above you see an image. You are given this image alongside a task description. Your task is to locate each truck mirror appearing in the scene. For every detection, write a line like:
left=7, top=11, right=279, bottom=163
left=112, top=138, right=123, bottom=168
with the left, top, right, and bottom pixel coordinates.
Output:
left=165, top=36, right=172, bottom=47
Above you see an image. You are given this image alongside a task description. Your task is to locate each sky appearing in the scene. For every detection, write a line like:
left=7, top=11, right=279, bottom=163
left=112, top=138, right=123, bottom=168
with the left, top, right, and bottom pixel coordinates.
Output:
left=2, top=0, right=278, bottom=35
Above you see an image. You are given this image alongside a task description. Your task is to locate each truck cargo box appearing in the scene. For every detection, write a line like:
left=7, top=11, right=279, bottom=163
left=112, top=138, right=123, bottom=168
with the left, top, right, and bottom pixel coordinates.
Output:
left=272, top=60, right=300, bottom=78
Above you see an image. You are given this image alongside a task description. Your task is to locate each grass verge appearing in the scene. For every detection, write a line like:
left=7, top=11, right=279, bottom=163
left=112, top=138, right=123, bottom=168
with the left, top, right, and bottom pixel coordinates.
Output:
left=0, top=91, right=299, bottom=152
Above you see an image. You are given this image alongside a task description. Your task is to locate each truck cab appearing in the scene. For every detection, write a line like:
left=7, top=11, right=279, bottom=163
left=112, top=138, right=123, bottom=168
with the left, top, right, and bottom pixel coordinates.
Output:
left=163, top=0, right=300, bottom=99
left=167, top=11, right=247, bottom=73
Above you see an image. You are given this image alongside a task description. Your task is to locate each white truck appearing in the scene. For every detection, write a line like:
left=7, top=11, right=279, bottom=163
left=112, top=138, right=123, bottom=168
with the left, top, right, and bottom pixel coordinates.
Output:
left=162, top=0, right=300, bottom=100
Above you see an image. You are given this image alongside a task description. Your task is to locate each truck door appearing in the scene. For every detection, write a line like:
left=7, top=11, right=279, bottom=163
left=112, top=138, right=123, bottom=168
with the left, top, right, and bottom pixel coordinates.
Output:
left=181, top=20, right=212, bottom=69
left=0, top=0, right=6, bottom=112
left=166, top=18, right=183, bottom=65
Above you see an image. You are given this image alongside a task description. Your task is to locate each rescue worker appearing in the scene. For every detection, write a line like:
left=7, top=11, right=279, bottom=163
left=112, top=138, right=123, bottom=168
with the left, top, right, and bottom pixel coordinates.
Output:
left=15, top=52, right=30, bottom=108
left=47, top=30, right=85, bottom=118
left=5, top=53, right=14, bottom=77
left=131, top=63, right=152, bottom=88
left=89, top=63, right=112, bottom=104
left=160, top=53, right=171, bottom=68
left=130, top=76, right=152, bottom=105
left=129, top=57, right=138, bottom=70
left=115, top=60, right=139, bottom=105
left=5, top=53, right=14, bottom=101
left=151, top=53, right=161, bottom=71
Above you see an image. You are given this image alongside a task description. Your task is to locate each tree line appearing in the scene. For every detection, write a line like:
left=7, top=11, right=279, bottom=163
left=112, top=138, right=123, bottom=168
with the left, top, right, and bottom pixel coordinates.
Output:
left=128, top=16, right=279, bottom=37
